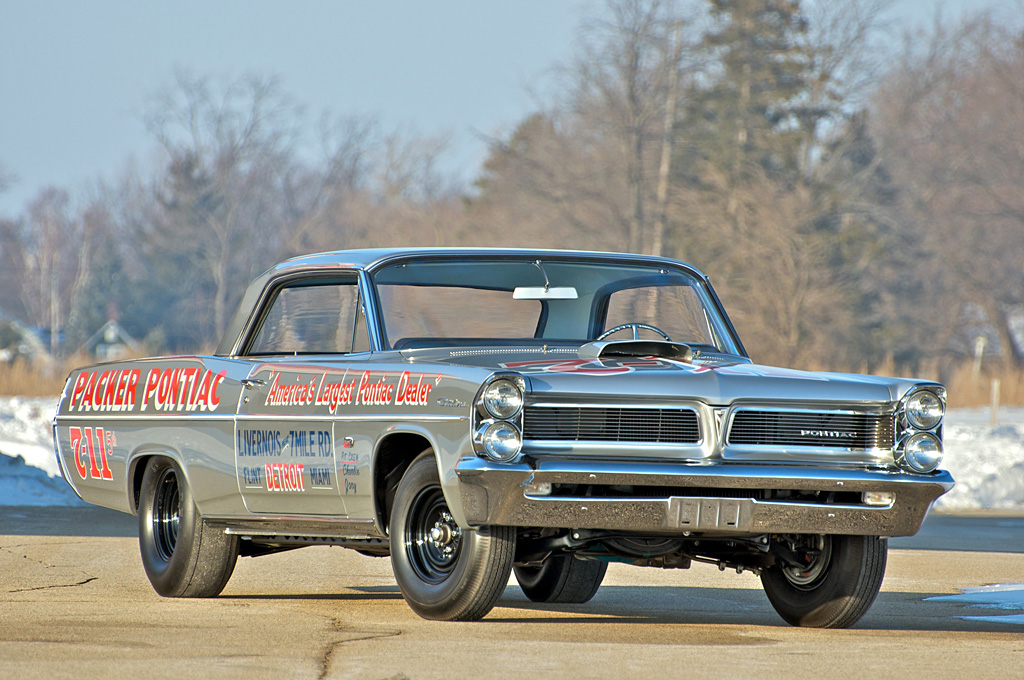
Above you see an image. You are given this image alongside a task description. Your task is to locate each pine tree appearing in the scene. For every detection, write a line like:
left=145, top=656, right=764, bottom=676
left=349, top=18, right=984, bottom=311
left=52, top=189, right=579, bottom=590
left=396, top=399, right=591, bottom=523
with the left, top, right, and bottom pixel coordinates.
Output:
left=680, top=0, right=819, bottom=190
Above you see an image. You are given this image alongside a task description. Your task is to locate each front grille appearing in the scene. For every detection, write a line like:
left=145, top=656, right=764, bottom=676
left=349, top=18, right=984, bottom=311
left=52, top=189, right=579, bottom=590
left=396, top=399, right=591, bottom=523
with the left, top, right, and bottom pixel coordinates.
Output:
left=523, top=406, right=700, bottom=444
left=727, top=410, right=894, bottom=449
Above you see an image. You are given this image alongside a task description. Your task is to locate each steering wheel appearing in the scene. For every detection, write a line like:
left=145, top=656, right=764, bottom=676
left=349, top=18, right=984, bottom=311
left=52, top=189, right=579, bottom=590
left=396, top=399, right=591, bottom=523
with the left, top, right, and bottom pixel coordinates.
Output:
left=597, top=323, right=672, bottom=341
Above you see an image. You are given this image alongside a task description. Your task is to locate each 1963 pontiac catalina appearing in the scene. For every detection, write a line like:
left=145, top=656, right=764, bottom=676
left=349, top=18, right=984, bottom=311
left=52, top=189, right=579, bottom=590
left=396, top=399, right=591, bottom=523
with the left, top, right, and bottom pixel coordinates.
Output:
left=53, top=248, right=953, bottom=627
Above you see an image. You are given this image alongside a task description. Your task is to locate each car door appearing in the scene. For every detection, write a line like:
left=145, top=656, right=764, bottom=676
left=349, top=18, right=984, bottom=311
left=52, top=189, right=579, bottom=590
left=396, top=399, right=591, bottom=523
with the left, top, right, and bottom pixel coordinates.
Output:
left=234, top=272, right=371, bottom=516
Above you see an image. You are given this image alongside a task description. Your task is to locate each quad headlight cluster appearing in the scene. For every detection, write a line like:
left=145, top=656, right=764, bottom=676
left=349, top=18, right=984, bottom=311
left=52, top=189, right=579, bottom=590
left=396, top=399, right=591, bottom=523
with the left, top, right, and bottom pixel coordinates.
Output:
left=895, top=386, right=946, bottom=473
left=473, top=374, right=526, bottom=462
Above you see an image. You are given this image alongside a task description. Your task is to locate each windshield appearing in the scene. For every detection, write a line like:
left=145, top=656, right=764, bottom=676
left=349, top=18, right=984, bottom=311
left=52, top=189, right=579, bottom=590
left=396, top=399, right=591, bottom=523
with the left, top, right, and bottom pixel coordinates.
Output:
left=370, top=257, right=742, bottom=354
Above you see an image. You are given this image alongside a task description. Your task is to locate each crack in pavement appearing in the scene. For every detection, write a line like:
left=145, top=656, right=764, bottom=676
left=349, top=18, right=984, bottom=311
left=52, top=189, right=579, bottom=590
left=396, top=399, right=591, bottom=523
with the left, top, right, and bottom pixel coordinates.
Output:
left=9, top=576, right=99, bottom=593
left=1, top=543, right=99, bottom=593
left=318, top=618, right=402, bottom=680
left=1, top=543, right=66, bottom=569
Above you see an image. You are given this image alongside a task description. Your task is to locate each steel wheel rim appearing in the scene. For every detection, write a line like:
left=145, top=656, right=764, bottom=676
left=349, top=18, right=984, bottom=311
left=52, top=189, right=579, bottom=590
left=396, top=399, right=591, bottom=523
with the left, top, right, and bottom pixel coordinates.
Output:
left=153, top=467, right=181, bottom=562
left=781, top=535, right=832, bottom=589
left=404, top=485, right=462, bottom=585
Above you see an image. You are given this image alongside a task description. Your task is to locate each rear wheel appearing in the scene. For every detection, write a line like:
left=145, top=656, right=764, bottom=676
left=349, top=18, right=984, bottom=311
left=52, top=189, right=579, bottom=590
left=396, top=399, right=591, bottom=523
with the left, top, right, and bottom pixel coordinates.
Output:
left=389, top=451, right=514, bottom=620
left=761, top=534, right=887, bottom=628
left=138, top=457, right=239, bottom=597
left=514, top=555, right=607, bottom=603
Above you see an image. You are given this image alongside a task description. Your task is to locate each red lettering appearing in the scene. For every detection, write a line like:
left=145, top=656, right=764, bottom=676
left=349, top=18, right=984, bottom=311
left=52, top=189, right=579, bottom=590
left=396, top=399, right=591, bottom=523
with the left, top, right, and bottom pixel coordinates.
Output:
left=84, top=427, right=102, bottom=479
left=168, top=369, right=182, bottom=410
left=142, top=369, right=161, bottom=410
left=69, top=426, right=116, bottom=480
left=125, top=369, right=140, bottom=409
left=70, top=427, right=87, bottom=478
left=264, top=463, right=305, bottom=492
left=95, top=427, right=113, bottom=480
left=357, top=371, right=395, bottom=406
left=71, top=373, right=89, bottom=409
left=395, top=371, right=435, bottom=407
left=197, top=370, right=213, bottom=407
left=210, top=370, right=226, bottom=409
left=157, top=369, right=173, bottom=408
left=178, top=368, right=195, bottom=410
left=102, top=371, right=115, bottom=409
left=81, top=372, right=97, bottom=410
left=113, top=370, right=127, bottom=408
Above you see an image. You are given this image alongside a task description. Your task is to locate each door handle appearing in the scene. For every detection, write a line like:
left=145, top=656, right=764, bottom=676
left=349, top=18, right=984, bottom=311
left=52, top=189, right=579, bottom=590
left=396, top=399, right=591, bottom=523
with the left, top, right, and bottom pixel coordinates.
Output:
left=241, top=378, right=267, bottom=390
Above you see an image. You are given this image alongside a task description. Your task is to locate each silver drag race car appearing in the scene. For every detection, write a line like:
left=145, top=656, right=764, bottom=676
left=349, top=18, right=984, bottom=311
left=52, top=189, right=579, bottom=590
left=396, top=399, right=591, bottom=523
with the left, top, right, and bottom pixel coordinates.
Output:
left=53, top=248, right=953, bottom=627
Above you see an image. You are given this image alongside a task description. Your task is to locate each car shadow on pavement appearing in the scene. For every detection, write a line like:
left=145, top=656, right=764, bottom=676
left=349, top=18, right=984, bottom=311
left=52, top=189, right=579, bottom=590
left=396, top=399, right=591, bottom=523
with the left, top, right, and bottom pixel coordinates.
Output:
left=209, top=583, right=1024, bottom=635
left=483, top=585, right=1024, bottom=634
left=226, top=586, right=406, bottom=602
left=226, top=592, right=408, bottom=602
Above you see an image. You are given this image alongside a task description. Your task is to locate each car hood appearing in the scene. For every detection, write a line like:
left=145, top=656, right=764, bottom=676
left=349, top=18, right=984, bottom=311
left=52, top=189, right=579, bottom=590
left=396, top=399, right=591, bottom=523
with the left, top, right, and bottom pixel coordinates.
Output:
left=401, top=346, right=925, bottom=405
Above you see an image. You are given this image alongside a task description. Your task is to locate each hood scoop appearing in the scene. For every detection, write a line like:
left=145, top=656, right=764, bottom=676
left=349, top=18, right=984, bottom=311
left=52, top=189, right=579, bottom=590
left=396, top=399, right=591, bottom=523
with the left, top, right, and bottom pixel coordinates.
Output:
left=578, top=340, right=693, bottom=362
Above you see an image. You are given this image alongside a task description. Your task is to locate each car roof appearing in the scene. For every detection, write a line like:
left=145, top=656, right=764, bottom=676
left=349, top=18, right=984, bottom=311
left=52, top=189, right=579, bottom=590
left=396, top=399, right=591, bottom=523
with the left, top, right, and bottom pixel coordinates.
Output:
left=270, top=247, right=701, bottom=275
left=216, top=248, right=712, bottom=356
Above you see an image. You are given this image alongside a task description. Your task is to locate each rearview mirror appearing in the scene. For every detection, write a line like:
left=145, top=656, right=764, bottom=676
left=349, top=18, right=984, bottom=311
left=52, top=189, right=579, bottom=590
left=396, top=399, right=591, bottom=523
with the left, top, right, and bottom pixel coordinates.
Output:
left=512, top=286, right=578, bottom=300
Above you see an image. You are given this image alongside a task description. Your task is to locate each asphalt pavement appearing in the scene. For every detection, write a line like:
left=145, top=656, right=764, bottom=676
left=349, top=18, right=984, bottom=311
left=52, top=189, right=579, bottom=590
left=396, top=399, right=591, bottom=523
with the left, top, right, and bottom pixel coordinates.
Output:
left=2, top=507, right=1022, bottom=679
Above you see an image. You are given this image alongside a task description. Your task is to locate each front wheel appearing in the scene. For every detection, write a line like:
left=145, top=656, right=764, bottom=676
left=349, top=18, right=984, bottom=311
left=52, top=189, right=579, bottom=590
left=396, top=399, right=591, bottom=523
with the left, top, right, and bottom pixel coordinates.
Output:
left=761, top=534, right=887, bottom=628
left=138, top=456, right=239, bottom=597
left=514, top=555, right=607, bottom=603
left=389, top=451, right=514, bottom=621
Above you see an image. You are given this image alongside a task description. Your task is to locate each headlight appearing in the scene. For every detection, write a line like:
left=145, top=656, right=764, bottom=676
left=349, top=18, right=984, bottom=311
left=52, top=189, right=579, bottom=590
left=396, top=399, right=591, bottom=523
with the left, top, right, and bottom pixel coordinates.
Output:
left=481, top=421, right=522, bottom=462
left=898, top=432, right=943, bottom=473
left=905, top=388, right=944, bottom=430
left=481, top=379, right=524, bottom=419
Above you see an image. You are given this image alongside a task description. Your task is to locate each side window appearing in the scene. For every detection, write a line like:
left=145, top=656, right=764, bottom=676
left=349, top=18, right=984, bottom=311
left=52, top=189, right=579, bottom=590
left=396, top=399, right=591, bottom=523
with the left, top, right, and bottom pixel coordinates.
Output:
left=246, top=279, right=369, bottom=354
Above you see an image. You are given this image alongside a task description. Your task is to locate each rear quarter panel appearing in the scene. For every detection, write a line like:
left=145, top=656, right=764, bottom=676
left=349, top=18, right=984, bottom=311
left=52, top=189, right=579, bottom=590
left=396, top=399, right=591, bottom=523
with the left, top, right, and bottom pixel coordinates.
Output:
left=54, top=356, right=249, bottom=515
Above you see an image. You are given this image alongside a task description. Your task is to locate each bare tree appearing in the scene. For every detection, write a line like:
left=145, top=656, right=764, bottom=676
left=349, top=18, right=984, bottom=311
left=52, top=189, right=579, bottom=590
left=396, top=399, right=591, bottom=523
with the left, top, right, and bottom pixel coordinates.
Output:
left=140, top=71, right=302, bottom=345
left=471, top=0, right=701, bottom=255
left=872, top=14, right=1024, bottom=367
left=0, top=188, right=101, bottom=358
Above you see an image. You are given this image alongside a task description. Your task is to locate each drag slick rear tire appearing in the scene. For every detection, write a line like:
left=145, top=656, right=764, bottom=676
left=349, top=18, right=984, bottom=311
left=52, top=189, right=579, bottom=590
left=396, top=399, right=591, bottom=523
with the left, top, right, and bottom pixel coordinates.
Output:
left=389, top=451, right=514, bottom=621
left=761, top=534, right=887, bottom=628
left=138, top=456, right=239, bottom=597
left=514, top=555, right=607, bottom=603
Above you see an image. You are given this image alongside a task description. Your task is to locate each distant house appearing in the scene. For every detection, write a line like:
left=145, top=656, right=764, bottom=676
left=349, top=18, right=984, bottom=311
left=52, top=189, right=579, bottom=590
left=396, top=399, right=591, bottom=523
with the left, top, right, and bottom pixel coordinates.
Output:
left=83, top=320, right=138, bottom=361
left=0, top=318, right=51, bottom=364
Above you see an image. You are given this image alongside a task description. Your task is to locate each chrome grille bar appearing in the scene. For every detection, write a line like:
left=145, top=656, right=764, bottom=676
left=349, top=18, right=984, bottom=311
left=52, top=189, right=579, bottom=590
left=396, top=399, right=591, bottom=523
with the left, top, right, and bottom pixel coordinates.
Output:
left=523, top=405, right=701, bottom=444
left=727, top=410, right=894, bottom=449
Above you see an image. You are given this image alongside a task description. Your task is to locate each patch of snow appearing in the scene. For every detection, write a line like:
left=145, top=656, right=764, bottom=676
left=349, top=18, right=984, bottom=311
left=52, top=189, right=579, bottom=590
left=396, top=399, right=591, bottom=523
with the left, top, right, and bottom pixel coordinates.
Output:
left=926, top=583, right=1024, bottom=625
left=935, top=407, right=1024, bottom=511
left=0, top=396, right=85, bottom=506
left=0, top=451, right=86, bottom=505
left=0, top=396, right=62, bottom=476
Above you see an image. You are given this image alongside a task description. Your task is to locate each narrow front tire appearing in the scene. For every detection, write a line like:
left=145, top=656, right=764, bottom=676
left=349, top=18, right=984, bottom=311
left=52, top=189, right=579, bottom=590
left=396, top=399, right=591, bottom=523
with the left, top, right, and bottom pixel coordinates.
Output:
left=761, top=534, right=887, bottom=628
left=389, top=451, right=514, bottom=621
left=514, top=556, right=607, bottom=603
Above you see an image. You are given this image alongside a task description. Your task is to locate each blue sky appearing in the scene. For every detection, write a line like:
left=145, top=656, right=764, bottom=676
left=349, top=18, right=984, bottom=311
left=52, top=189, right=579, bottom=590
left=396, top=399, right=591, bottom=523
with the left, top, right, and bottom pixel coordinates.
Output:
left=0, top=0, right=992, bottom=217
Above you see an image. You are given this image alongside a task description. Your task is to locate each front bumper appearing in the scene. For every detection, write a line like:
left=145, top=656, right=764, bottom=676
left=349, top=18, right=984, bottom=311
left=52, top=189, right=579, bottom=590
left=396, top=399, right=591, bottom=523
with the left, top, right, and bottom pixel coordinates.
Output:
left=455, top=458, right=954, bottom=537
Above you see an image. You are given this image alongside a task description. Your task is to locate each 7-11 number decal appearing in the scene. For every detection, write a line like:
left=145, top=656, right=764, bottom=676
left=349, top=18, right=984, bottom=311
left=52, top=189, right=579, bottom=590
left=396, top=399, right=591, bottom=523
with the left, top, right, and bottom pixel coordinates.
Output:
left=69, top=426, right=114, bottom=481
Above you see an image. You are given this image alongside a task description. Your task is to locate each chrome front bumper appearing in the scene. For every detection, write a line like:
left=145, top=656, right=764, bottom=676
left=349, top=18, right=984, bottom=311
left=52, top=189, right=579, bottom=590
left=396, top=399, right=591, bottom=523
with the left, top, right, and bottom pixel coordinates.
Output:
left=454, top=458, right=954, bottom=537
